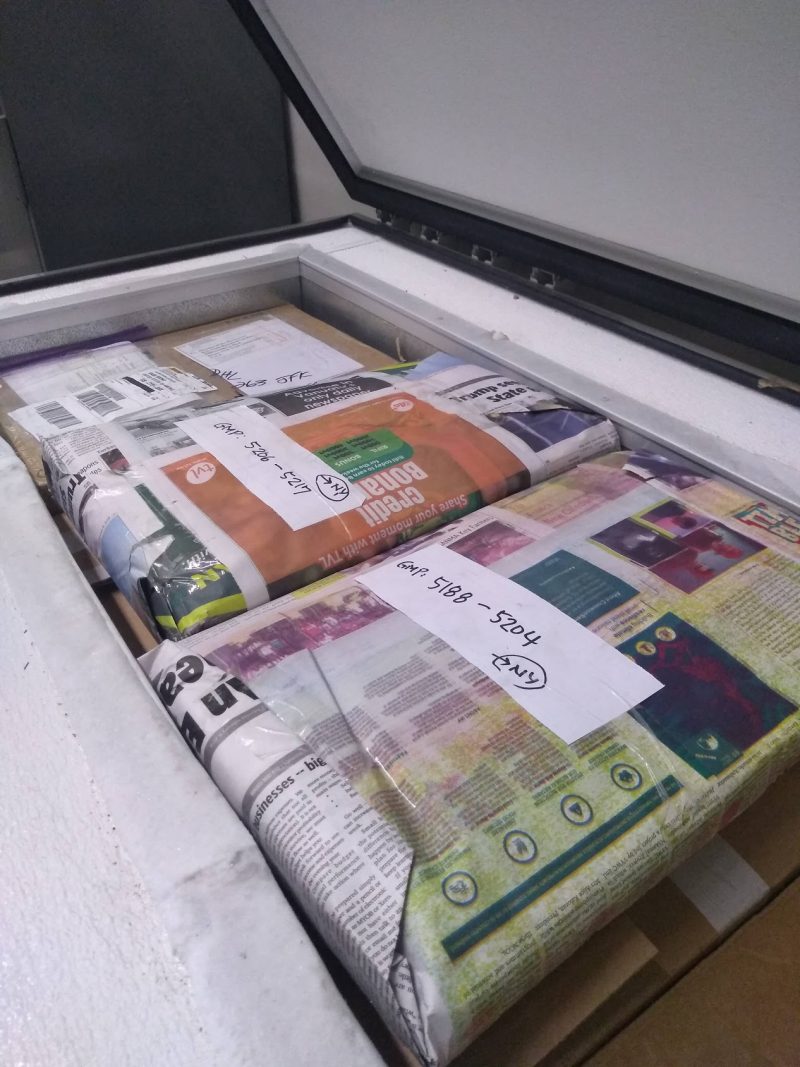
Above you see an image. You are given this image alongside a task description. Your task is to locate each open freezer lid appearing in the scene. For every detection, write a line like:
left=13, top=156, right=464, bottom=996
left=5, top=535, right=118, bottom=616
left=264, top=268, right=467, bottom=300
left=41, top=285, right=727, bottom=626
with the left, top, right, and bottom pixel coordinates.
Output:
left=234, top=0, right=800, bottom=326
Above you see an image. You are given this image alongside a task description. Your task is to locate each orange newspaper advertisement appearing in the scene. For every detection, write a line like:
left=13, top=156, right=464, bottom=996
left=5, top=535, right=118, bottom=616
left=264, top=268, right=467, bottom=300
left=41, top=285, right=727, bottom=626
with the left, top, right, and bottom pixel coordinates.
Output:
left=43, top=354, right=618, bottom=638
left=162, top=388, right=532, bottom=595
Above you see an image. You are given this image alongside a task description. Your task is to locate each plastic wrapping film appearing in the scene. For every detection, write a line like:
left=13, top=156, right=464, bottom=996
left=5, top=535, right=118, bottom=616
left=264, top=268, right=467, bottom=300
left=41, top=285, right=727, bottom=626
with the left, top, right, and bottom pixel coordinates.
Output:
left=0, top=304, right=390, bottom=488
left=42, top=353, right=617, bottom=640
left=142, top=451, right=800, bottom=1065
left=0, top=329, right=237, bottom=489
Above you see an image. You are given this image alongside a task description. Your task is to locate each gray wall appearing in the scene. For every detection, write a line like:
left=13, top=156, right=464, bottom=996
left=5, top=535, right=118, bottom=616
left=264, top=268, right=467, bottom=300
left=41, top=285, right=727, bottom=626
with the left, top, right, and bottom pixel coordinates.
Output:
left=0, top=0, right=293, bottom=272
left=0, top=96, right=41, bottom=280
left=287, top=105, right=362, bottom=222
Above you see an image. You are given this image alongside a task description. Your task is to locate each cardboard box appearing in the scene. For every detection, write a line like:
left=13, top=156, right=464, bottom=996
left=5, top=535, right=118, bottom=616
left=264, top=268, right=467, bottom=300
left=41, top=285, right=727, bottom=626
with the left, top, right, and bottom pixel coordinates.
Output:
left=420, top=756, right=800, bottom=1067
left=585, top=878, right=800, bottom=1066
left=531, top=757, right=800, bottom=1067
left=451, top=917, right=658, bottom=1067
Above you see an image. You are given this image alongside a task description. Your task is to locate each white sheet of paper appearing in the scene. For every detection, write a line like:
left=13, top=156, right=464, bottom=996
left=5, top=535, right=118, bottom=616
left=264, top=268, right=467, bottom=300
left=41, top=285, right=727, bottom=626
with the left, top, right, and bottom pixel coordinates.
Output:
left=3, top=341, right=151, bottom=404
left=175, top=320, right=363, bottom=395
left=357, top=543, right=663, bottom=744
left=181, top=405, right=367, bottom=531
left=10, top=367, right=214, bottom=440
left=11, top=398, right=92, bottom=439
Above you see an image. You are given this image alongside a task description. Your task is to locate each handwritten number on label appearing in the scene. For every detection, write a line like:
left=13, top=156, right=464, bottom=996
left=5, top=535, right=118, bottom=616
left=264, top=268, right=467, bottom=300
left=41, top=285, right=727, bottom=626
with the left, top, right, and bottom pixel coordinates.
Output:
left=394, top=560, right=541, bottom=644
left=280, top=469, right=312, bottom=496
left=490, top=609, right=541, bottom=647
left=209, top=425, right=350, bottom=501
left=213, top=367, right=311, bottom=390
left=427, top=576, right=473, bottom=604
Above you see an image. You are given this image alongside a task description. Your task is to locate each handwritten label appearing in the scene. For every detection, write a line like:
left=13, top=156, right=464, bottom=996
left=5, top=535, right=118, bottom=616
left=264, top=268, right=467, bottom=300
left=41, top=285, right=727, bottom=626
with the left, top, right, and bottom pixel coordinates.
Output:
left=175, top=320, right=362, bottom=396
left=181, top=405, right=367, bottom=530
left=357, top=544, right=663, bottom=744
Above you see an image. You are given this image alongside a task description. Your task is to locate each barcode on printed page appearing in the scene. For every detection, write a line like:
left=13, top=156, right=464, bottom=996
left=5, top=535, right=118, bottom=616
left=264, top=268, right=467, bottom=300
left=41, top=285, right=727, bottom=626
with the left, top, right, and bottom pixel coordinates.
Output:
left=75, top=388, right=122, bottom=417
left=33, top=401, right=82, bottom=429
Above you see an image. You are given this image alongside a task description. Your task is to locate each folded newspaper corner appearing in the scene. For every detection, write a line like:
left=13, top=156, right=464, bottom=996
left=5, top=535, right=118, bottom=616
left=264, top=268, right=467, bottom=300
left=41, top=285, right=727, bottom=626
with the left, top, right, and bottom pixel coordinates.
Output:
left=142, top=450, right=800, bottom=1065
left=41, top=352, right=617, bottom=641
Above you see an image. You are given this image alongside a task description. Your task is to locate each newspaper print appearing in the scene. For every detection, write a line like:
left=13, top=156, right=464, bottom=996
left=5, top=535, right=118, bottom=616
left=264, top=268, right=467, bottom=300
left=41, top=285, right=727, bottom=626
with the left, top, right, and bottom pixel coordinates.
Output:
left=144, top=452, right=800, bottom=1064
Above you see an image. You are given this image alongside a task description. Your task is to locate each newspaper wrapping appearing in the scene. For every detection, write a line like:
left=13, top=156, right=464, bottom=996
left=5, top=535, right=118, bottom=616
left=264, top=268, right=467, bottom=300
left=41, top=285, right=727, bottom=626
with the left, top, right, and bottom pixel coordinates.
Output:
left=0, top=305, right=389, bottom=486
left=42, top=353, right=617, bottom=639
left=143, top=450, right=800, bottom=1064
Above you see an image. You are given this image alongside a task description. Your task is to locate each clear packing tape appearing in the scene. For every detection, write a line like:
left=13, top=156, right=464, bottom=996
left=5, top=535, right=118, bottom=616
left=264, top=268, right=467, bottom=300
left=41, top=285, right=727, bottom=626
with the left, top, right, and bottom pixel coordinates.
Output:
left=143, top=451, right=800, bottom=1065
left=41, top=353, right=616, bottom=639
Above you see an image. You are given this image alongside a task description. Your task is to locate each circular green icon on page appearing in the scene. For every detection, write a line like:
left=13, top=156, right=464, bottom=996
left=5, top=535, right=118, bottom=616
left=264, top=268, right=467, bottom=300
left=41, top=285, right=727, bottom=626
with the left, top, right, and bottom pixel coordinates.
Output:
left=503, top=830, right=538, bottom=864
left=610, top=763, right=643, bottom=791
left=560, top=794, right=593, bottom=826
left=442, top=871, right=478, bottom=906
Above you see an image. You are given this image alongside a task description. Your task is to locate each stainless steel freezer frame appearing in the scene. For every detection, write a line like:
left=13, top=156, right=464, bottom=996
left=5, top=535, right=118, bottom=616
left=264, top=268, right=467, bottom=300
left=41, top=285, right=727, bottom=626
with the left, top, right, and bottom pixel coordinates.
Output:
left=2, top=224, right=800, bottom=1064
left=3, top=232, right=798, bottom=505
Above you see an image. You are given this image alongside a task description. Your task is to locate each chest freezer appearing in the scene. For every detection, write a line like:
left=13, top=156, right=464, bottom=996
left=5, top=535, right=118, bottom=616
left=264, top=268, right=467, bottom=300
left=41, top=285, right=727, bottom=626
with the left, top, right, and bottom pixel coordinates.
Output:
left=1, top=2, right=799, bottom=1065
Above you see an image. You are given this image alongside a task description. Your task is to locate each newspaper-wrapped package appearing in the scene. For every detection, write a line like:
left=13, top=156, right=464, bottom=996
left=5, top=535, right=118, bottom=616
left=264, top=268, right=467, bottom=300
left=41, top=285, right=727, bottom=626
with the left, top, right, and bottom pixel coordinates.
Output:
left=143, top=451, right=800, bottom=1065
left=0, top=304, right=389, bottom=487
left=0, top=332, right=237, bottom=490
left=42, top=354, right=616, bottom=638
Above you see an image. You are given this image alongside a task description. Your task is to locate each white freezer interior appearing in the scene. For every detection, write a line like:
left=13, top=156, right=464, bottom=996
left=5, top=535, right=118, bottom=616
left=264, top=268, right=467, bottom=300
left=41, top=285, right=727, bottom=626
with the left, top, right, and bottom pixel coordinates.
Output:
left=2, top=223, right=799, bottom=1065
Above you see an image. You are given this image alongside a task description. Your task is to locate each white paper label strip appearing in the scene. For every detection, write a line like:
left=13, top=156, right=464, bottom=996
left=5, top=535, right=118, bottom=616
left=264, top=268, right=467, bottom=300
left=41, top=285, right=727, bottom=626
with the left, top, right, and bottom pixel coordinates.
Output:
left=175, top=320, right=362, bottom=395
left=181, top=405, right=367, bottom=531
left=357, top=543, right=663, bottom=744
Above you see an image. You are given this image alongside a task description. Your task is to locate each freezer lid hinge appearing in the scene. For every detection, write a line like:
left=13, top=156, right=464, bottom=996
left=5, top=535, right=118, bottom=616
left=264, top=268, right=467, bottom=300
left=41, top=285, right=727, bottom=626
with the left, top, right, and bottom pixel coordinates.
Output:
left=376, top=209, right=563, bottom=291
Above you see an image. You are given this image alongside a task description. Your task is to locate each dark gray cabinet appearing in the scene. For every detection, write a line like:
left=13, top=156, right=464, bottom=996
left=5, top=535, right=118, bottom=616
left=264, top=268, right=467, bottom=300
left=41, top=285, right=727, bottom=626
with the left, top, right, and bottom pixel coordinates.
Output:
left=0, top=0, right=292, bottom=272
